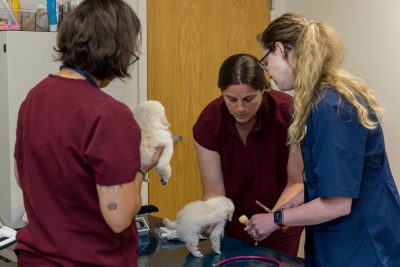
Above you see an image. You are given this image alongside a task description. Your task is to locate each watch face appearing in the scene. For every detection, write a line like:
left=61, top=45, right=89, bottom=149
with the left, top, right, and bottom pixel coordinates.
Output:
left=274, top=210, right=283, bottom=223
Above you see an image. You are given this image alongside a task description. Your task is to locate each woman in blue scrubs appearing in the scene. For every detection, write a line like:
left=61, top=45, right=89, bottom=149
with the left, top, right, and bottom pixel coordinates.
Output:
left=246, top=13, right=400, bottom=266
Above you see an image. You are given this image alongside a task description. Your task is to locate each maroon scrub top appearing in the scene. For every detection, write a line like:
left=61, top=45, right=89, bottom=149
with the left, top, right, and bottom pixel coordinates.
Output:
left=193, top=90, right=303, bottom=256
left=14, top=75, right=141, bottom=266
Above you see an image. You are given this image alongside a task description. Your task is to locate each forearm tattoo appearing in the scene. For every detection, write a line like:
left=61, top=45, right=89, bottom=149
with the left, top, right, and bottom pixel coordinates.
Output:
left=107, top=202, right=118, bottom=211
left=97, top=185, right=123, bottom=211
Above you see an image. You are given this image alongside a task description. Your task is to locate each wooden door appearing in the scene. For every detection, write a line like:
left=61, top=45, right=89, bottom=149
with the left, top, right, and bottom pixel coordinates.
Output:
left=147, top=0, right=270, bottom=220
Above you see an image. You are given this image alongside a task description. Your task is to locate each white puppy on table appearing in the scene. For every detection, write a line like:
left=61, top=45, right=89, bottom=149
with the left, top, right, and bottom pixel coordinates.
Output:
left=162, top=196, right=235, bottom=257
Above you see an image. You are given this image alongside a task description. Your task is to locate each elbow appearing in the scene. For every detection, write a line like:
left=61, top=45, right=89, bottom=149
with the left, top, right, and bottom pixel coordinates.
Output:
left=341, top=205, right=352, bottom=216
left=132, top=201, right=142, bottom=217
left=337, top=199, right=352, bottom=217
left=323, top=197, right=352, bottom=218
left=105, top=202, right=141, bottom=234
left=109, top=223, right=130, bottom=234
left=108, top=216, right=134, bottom=234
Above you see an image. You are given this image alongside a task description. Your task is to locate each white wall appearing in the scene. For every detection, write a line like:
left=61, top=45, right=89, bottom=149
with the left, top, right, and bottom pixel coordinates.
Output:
left=124, top=0, right=149, bottom=204
left=0, top=32, right=60, bottom=227
left=272, top=0, right=400, bottom=187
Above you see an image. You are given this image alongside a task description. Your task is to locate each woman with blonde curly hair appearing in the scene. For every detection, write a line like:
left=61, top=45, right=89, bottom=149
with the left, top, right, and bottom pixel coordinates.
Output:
left=246, top=13, right=400, bottom=266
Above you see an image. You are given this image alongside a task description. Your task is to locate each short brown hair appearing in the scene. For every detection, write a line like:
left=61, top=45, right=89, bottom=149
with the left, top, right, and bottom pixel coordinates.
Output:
left=56, top=0, right=141, bottom=80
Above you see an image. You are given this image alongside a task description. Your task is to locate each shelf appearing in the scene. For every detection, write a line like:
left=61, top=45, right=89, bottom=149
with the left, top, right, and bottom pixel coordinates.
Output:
left=0, top=8, right=54, bottom=32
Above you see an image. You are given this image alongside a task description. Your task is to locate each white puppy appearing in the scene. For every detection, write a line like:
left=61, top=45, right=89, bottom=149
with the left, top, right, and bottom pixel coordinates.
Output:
left=133, top=100, right=173, bottom=185
left=162, top=196, right=235, bottom=257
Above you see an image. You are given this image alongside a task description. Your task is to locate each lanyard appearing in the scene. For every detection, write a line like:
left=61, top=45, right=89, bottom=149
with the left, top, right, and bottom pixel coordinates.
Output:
left=71, top=66, right=99, bottom=88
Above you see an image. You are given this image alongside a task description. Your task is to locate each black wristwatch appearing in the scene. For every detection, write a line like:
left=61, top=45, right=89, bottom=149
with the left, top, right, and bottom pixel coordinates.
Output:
left=273, top=208, right=287, bottom=228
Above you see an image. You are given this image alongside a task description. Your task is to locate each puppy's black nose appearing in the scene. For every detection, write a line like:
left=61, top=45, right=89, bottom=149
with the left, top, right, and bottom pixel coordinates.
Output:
left=160, top=179, right=167, bottom=185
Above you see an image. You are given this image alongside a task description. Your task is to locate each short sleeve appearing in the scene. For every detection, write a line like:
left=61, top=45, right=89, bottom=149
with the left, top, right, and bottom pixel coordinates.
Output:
left=82, top=101, right=141, bottom=186
left=267, top=89, right=293, bottom=128
left=193, top=98, right=223, bottom=151
left=311, top=98, right=368, bottom=198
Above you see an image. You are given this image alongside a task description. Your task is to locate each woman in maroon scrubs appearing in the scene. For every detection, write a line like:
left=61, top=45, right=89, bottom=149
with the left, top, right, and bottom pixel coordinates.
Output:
left=14, top=1, right=161, bottom=266
left=193, top=54, right=304, bottom=256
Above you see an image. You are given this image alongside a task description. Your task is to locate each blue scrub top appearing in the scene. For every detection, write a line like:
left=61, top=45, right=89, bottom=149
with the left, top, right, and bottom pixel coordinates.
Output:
left=301, top=88, right=400, bottom=267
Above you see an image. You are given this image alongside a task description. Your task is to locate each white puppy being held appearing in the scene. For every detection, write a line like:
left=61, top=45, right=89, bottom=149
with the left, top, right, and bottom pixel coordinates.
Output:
left=162, top=196, right=235, bottom=257
left=133, top=100, right=173, bottom=185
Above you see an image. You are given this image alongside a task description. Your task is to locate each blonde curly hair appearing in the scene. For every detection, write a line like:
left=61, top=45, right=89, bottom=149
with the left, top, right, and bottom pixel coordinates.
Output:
left=258, top=13, right=383, bottom=144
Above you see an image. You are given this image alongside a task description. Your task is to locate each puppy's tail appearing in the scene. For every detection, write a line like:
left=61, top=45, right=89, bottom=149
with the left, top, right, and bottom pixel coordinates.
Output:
left=162, top=218, right=178, bottom=230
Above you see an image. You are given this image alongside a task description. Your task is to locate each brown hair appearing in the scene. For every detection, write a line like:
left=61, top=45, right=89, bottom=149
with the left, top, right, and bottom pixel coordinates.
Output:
left=55, top=0, right=141, bottom=80
left=218, top=54, right=269, bottom=91
left=258, top=13, right=383, bottom=144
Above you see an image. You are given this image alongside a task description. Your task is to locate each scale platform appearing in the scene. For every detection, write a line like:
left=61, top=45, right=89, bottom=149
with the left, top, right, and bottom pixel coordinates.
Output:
left=0, top=226, right=17, bottom=250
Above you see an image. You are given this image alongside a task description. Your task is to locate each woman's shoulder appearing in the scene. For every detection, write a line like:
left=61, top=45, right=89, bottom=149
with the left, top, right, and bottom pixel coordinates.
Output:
left=264, top=89, right=292, bottom=110
left=197, top=96, right=225, bottom=121
left=91, top=93, right=132, bottom=116
left=82, top=92, right=137, bottom=131
left=262, top=90, right=293, bottom=126
left=313, top=88, right=360, bottom=124
left=202, top=96, right=224, bottom=111
left=315, top=87, right=340, bottom=104
left=314, top=88, right=354, bottom=112
left=193, top=96, right=224, bottom=150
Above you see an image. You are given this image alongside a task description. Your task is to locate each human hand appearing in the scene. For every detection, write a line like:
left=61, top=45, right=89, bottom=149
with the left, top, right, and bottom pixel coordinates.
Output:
left=245, top=213, right=280, bottom=241
left=240, top=215, right=260, bottom=241
left=140, top=146, right=164, bottom=173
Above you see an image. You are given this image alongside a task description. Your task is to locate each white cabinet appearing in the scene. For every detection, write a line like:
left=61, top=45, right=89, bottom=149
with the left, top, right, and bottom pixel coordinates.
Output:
left=0, top=31, right=125, bottom=228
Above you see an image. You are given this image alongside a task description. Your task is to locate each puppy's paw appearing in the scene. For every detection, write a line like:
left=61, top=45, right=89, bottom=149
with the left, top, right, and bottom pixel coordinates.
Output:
left=156, top=165, right=171, bottom=185
left=211, top=243, right=221, bottom=254
left=160, top=178, right=168, bottom=185
left=190, top=251, right=203, bottom=257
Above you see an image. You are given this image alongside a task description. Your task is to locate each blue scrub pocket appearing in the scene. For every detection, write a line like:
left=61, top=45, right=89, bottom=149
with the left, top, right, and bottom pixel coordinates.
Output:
left=316, top=226, right=379, bottom=267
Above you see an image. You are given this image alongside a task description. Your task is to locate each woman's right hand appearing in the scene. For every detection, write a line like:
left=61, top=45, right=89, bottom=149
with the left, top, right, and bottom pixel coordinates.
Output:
left=140, top=146, right=164, bottom=173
